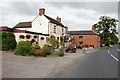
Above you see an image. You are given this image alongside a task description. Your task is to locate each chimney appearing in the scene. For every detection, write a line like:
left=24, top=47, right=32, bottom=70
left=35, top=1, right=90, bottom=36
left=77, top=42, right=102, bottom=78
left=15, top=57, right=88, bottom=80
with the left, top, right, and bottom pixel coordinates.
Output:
left=92, top=27, right=96, bottom=32
left=56, top=16, right=61, bottom=23
left=39, top=8, right=45, bottom=15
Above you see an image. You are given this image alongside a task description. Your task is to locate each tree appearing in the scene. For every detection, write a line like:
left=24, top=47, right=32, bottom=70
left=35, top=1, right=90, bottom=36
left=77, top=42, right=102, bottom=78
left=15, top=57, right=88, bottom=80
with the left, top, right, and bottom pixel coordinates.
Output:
left=46, top=35, right=59, bottom=49
left=1, top=31, right=17, bottom=50
left=92, top=16, right=119, bottom=46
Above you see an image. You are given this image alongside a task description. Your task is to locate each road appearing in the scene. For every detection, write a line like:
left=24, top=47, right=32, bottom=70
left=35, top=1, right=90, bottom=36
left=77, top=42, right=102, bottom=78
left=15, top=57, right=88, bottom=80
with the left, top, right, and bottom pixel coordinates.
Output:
left=50, top=45, right=118, bottom=78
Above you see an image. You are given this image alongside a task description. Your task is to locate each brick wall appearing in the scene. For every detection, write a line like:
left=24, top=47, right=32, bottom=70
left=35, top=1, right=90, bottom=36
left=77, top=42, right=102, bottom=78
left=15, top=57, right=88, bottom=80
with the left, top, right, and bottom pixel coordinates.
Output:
left=72, top=34, right=99, bottom=48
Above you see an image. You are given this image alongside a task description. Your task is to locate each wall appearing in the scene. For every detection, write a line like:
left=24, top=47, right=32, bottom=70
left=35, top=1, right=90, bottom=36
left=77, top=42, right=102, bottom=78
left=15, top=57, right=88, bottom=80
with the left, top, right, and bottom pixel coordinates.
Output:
left=72, top=34, right=99, bottom=48
left=48, top=22, right=67, bottom=42
left=38, top=35, right=48, bottom=47
left=31, top=15, right=49, bottom=34
left=14, top=33, right=39, bottom=44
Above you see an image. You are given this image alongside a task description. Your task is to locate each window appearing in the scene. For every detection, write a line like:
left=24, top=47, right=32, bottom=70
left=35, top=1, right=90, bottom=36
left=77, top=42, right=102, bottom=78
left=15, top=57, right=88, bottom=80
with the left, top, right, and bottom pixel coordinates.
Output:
left=60, top=36, right=63, bottom=42
left=31, top=39, right=36, bottom=43
left=53, top=25, right=56, bottom=33
left=34, top=35, right=37, bottom=38
left=79, top=36, right=83, bottom=38
left=62, top=28, right=64, bottom=35
left=26, top=35, right=31, bottom=39
left=79, top=42, right=83, bottom=44
left=19, top=35, right=25, bottom=39
left=41, top=37, right=44, bottom=40
left=57, top=37, right=59, bottom=41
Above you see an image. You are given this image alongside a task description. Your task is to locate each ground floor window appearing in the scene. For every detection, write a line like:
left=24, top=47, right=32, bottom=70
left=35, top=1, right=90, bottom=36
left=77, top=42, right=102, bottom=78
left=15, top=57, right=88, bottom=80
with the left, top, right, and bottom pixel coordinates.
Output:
left=79, top=42, right=83, bottom=44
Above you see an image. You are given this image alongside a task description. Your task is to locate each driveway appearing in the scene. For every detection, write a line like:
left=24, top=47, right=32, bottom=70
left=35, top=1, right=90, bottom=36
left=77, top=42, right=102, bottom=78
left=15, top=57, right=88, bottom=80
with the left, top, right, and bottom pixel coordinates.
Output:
left=2, top=49, right=86, bottom=78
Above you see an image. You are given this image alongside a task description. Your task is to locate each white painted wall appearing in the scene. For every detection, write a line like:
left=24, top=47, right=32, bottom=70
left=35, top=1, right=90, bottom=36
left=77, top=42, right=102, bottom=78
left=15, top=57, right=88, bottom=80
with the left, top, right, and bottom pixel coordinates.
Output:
left=14, top=33, right=27, bottom=43
left=30, top=15, right=49, bottom=34
left=14, top=33, right=39, bottom=44
left=38, top=35, right=48, bottom=47
left=48, top=22, right=67, bottom=41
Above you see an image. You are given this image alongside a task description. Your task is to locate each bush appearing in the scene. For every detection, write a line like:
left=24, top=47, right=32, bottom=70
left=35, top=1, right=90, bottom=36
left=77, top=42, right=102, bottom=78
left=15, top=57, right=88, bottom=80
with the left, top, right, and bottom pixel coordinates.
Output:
left=32, top=44, right=41, bottom=54
left=42, top=44, right=52, bottom=55
left=59, top=47, right=64, bottom=52
left=16, top=41, right=32, bottom=56
left=1, top=31, right=17, bottom=50
left=32, top=44, right=41, bottom=50
left=51, top=51, right=64, bottom=57
left=33, top=49, right=46, bottom=57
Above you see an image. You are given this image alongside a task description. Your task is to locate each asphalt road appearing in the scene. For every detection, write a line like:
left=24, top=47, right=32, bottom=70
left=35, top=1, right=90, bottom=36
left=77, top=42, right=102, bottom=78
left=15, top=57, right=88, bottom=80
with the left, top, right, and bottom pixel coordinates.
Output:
left=50, top=46, right=118, bottom=78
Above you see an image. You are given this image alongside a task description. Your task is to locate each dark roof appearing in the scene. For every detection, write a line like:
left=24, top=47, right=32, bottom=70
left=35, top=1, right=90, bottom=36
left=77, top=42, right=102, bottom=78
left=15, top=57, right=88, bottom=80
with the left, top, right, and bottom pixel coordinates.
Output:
left=14, top=15, right=67, bottom=29
left=0, top=26, right=14, bottom=31
left=14, top=22, right=32, bottom=28
left=68, top=30, right=98, bottom=35
left=44, top=15, right=65, bottom=28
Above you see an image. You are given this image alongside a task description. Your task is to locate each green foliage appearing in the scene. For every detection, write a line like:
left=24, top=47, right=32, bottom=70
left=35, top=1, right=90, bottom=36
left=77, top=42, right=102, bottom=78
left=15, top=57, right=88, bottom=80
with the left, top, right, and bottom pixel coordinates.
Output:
left=51, top=51, right=64, bottom=57
left=32, top=44, right=41, bottom=54
left=104, top=39, right=109, bottom=46
left=1, top=31, right=17, bottom=50
left=82, top=48, right=87, bottom=54
left=60, top=41, right=65, bottom=47
left=92, top=16, right=119, bottom=46
left=46, top=35, right=59, bottom=48
left=33, top=49, right=46, bottom=57
left=110, top=33, right=119, bottom=44
left=59, top=47, right=64, bottom=52
left=42, top=44, right=52, bottom=55
left=16, top=41, right=32, bottom=56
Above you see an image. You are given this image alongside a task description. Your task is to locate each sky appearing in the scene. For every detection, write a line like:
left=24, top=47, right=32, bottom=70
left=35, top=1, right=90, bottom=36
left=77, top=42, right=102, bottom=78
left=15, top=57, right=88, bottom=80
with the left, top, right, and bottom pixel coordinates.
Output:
left=0, top=0, right=119, bottom=31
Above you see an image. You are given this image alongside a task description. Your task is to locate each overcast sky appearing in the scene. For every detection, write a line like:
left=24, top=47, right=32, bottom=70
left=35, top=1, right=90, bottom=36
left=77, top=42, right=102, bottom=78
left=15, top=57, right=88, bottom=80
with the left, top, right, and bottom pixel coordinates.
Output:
left=0, top=1, right=119, bottom=31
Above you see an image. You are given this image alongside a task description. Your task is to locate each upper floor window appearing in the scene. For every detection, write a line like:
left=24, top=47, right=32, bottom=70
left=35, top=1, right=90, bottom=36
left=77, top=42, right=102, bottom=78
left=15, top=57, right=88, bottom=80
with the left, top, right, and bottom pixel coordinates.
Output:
left=62, top=28, right=64, bottom=35
left=53, top=25, right=56, bottom=33
left=79, top=36, right=83, bottom=38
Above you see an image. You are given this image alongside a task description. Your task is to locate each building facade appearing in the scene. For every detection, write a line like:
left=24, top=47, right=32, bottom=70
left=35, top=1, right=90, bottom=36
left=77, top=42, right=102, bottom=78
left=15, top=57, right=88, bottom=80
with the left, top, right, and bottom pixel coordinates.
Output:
left=13, top=8, right=68, bottom=47
left=68, top=30, right=100, bottom=48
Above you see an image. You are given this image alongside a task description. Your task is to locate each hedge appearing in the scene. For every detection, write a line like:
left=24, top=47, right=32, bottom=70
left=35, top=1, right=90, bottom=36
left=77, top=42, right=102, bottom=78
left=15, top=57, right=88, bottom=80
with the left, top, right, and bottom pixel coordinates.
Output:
left=1, top=31, right=17, bottom=50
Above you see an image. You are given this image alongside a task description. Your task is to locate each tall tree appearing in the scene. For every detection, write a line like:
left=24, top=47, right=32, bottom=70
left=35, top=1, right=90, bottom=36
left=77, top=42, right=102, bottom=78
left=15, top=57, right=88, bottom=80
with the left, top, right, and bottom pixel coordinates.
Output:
left=92, top=16, right=119, bottom=46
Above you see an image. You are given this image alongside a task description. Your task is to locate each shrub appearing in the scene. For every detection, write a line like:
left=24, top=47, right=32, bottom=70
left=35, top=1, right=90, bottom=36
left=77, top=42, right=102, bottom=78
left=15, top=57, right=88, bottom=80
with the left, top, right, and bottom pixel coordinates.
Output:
left=32, top=44, right=41, bottom=50
left=59, top=47, right=64, bottom=52
left=46, top=35, right=59, bottom=49
left=34, top=49, right=46, bottom=57
left=51, top=51, right=64, bottom=57
left=2, top=31, right=17, bottom=50
left=16, top=41, right=32, bottom=56
left=42, top=44, right=52, bottom=55
left=82, top=48, right=87, bottom=54
left=32, top=44, right=41, bottom=54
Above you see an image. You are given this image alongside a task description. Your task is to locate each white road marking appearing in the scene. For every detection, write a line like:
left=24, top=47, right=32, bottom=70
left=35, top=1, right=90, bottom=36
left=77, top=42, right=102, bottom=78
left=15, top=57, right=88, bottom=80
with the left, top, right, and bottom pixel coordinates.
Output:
left=108, top=50, right=110, bottom=53
left=108, top=49, right=119, bottom=62
left=110, top=54, right=119, bottom=61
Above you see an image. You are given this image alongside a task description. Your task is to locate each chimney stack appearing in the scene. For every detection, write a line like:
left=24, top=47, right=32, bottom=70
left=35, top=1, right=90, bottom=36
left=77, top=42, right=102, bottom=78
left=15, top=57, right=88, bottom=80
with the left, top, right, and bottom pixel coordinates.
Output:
left=92, top=27, right=96, bottom=32
left=39, top=8, right=45, bottom=15
left=56, top=16, right=61, bottom=23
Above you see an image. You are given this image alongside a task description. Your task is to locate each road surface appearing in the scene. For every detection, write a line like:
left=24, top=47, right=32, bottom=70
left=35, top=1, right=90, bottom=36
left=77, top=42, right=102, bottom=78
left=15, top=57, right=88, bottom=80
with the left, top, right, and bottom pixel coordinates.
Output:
left=50, top=45, right=118, bottom=78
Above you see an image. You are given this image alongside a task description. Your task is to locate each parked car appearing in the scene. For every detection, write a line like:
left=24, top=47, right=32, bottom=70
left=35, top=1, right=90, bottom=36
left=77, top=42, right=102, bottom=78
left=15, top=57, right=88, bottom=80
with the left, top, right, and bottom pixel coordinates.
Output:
left=65, top=44, right=76, bottom=53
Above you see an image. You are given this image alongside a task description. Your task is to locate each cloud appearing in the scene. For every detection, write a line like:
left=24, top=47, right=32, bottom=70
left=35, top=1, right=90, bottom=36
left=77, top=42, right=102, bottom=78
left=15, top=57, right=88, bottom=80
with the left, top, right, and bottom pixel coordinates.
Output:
left=47, top=2, right=118, bottom=14
left=0, top=2, right=118, bottom=31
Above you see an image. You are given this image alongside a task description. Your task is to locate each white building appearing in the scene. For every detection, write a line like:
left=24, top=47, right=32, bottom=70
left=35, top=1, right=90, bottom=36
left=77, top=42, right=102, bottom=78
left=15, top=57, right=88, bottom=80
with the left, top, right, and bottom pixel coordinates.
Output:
left=13, top=8, right=68, bottom=47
